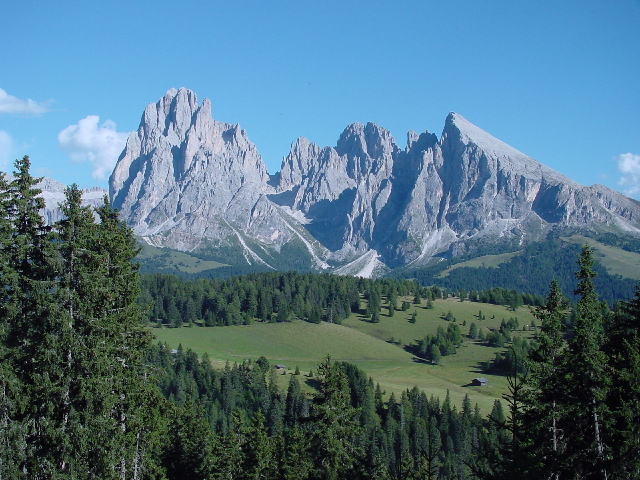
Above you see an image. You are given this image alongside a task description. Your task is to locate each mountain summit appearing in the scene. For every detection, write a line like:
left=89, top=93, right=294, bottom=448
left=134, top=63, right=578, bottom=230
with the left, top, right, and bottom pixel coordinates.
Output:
left=109, top=88, right=640, bottom=276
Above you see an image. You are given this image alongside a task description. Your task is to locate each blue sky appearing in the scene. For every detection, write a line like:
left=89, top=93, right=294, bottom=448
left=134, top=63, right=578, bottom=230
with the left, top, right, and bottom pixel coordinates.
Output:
left=1, top=0, right=638, bottom=196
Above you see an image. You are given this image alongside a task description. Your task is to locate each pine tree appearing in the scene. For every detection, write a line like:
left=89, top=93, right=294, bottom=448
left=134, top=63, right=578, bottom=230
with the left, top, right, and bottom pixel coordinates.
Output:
left=281, top=425, right=312, bottom=480
left=429, top=344, right=441, bottom=365
left=284, top=375, right=305, bottom=426
left=421, top=416, right=441, bottom=480
left=0, top=171, right=26, bottom=479
left=212, top=411, right=245, bottom=480
left=94, top=197, right=157, bottom=478
left=5, top=156, right=61, bottom=477
left=469, top=322, right=478, bottom=339
left=163, top=403, right=213, bottom=480
left=242, top=411, right=277, bottom=479
left=413, top=292, right=421, bottom=305
left=560, top=246, right=609, bottom=479
left=54, top=184, right=105, bottom=477
left=310, top=356, right=363, bottom=480
left=605, top=286, right=640, bottom=478
left=527, top=279, right=567, bottom=479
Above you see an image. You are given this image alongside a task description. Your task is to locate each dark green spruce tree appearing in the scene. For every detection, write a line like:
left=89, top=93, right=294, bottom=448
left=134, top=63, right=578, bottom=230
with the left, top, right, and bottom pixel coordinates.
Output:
left=4, top=156, right=60, bottom=478
left=0, top=170, right=26, bottom=479
left=560, top=245, right=609, bottom=479
left=53, top=183, right=102, bottom=478
left=527, top=279, right=568, bottom=479
left=605, top=286, right=640, bottom=479
left=310, top=356, right=363, bottom=480
left=93, top=196, right=159, bottom=478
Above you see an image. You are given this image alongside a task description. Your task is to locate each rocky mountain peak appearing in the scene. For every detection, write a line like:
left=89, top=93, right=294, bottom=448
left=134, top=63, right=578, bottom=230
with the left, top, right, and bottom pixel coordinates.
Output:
left=441, top=112, right=528, bottom=159
left=108, top=88, right=640, bottom=274
left=109, top=88, right=271, bottom=248
left=141, top=87, right=199, bottom=141
left=406, top=130, right=438, bottom=153
left=336, top=122, right=396, bottom=159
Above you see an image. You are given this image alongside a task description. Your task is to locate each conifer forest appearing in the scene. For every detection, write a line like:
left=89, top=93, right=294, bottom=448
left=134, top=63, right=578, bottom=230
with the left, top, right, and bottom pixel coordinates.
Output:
left=1, top=157, right=639, bottom=479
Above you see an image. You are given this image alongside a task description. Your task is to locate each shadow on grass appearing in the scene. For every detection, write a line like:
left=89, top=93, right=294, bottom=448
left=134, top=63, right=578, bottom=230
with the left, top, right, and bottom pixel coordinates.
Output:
left=410, top=356, right=432, bottom=365
left=304, top=377, right=321, bottom=390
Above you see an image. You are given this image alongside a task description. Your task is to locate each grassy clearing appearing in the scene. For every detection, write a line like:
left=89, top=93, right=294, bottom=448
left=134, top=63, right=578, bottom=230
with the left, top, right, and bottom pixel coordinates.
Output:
left=343, top=296, right=534, bottom=345
left=436, top=251, right=520, bottom=278
left=137, top=244, right=227, bottom=274
left=153, top=298, right=535, bottom=412
left=562, top=235, right=640, bottom=280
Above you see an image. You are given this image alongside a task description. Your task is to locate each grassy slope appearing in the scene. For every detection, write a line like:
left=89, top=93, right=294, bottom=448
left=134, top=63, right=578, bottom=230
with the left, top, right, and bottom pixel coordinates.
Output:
left=137, top=244, right=227, bottom=274
left=437, top=251, right=521, bottom=278
left=154, top=297, right=534, bottom=412
left=562, top=235, right=640, bottom=280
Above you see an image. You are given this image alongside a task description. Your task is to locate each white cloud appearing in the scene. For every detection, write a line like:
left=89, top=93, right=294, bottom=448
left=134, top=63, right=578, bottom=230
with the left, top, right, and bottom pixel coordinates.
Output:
left=0, top=88, right=49, bottom=115
left=617, top=152, right=640, bottom=197
left=58, top=116, right=129, bottom=180
left=0, top=130, right=13, bottom=170
left=617, top=153, right=640, bottom=196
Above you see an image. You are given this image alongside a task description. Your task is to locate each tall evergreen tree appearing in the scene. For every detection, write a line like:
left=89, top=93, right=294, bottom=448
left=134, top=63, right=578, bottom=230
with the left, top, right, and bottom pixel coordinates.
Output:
left=310, top=356, right=363, bottom=480
left=242, top=411, right=277, bottom=479
left=0, top=170, right=26, bottom=479
left=527, top=279, right=568, bottom=479
left=560, top=246, right=609, bottom=479
left=94, top=197, right=156, bottom=478
left=4, top=156, right=60, bottom=477
left=163, top=403, right=213, bottom=480
left=605, top=287, right=640, bottom=478
left=281, top=425, right=313, bottom=480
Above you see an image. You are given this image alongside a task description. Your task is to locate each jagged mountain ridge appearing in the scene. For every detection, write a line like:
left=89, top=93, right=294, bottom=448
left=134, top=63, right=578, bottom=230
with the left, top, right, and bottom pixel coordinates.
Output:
left=1, top=174, right=107, bottom=225
left=109, top=88, right=640, bottom=276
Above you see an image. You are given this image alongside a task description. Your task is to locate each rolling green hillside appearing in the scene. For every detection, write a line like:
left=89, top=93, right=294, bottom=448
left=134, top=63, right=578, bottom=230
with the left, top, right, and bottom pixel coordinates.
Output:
left=154, top=296, right=534, bottom=412
left=436, top=251, right=520, bottom=278
left=137, top=243, right=228, bottom=275
left=398, top=237, right=639, bottom=303
left=562, top=234, right=640, bottom=280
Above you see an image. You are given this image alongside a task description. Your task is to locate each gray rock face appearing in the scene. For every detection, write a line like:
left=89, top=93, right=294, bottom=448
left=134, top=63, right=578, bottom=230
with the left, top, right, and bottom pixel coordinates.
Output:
left=273, top=111, right=640, bottom=267
left=2, top=175, right=107, bottom=224
left=110, top=88, right=325, bottom=267
left=109, top=88, right=640, bottom=274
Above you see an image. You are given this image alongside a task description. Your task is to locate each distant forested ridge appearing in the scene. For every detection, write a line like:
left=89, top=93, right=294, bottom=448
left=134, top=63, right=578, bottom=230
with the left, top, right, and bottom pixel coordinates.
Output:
left=395, top=239, right=637, bottom=304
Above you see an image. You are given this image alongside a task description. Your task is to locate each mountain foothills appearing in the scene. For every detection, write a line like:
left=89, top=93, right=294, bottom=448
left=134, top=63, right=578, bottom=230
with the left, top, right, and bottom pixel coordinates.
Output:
left=107, top=88, right=639, bottom=276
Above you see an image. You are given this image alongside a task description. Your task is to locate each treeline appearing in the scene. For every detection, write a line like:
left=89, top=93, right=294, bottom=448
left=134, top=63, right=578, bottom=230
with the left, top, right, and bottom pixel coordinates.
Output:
left=149, top=344, right=509, bottom=479
left=139, top=272, right=423, bottom=326
left=140, top=273, right=543, bottom=327
left=397, top=239, right=637, bottom=304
